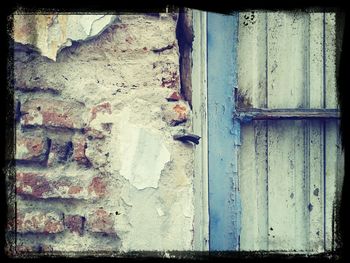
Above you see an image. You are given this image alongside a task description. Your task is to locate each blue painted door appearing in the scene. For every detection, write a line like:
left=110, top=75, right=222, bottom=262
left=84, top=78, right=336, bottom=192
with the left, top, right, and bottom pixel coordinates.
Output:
left=207, top=12, right=241, bottom=251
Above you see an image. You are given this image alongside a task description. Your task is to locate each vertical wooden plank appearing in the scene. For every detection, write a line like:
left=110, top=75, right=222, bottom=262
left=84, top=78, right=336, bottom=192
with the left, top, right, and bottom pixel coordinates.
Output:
left=239, top=121, right=269, bottom=251
left=324, top=120, right=337, bottom=251
left=267, top=12, right=306, bottom=109
left=310, top=13, right=325, bottom=108
left=237, top=11, right=268, bottom=108
left=324, top=12, right=338, bottom=251
left=308, top=120, right=325, bottom=252
left=239, top=123, right=258, bottom=250
left=325, top=13, right=337, bottom=109
left=208, top=12, right=241, bottom=251
left=254, top=121, right=269, bottom=251
left=308, top=12, right=325, bottom=252
left=267, top=12, right=308, bottom=251
left=192, top=10, right=209, bottom=251
left=267, top=120, right=307, bottom=251
left=238, top=11, right=269, bottom=251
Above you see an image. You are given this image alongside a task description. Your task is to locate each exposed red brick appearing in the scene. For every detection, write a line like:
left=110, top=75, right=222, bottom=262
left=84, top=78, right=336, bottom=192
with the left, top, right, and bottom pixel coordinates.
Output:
left=88, top=177, right=107, bottom=198
left=72, top=136, right=90, bottom=166
left=90, top=102, right=112, bottom=122
left=20, top=98, right=85, bottom=129
left=15, top=133, right=49, bottom=162
left=173, top=104, right=188, bottom=120
left=15, top=245, right=33, bottom=253
left=50, top=177, right=95, bottom=199
left=17, top=172, right=105, bottom=200
left=87, top=208, right=115, bottom=234
left=162, top=101, right=189, bottom=126
left=161, top=72, right=179, bottom=89
left=16, top=172, right=52, bottom=198
left=166, top=91, right=182, bottom=101
left=64, top=215, right=84, bottom=235
left=44, top=220, right=64, bottom=233
left=67, top=185, right=83, bottom=195
left=16, top=211, right=64, bottom=234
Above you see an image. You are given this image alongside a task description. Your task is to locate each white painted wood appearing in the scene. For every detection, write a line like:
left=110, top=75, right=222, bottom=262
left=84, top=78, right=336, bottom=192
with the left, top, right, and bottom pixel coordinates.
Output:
left=308, top=13, right=325, bottom=252
left=267, top=12, right=306, bottom=109
left=192, top=10, right=209, bottom=251
left=267, top=12, right=308, bottom=251
left=238, top=11, right=269, bottom=251
left=309, top=120, right=324, bottom=252
left=325, top=13, right=337, bottom=109
left=309, top=13, right=324, bottom=108
left=239, top=123, right=259, bottom=250
left=239, top=121, right=269, bottom=251
left=237, top=11, right=343, bottom=252
left=267, top=120, right=307, bottom=251
left=237, top=11, right=267, bottom=108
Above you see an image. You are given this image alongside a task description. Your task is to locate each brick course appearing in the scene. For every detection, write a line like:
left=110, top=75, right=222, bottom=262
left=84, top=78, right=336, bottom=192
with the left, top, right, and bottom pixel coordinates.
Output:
left=15, top=132, right=49, bottom=163
left=16, top=211, right=64, bottom=234
left=20, top=98, right=86, bottom=129
left=16, top=172, right=107, bottom=199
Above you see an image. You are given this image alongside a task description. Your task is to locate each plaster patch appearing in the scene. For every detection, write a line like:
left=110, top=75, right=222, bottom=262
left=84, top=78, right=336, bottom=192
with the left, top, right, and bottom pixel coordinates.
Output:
left=156, top=207, right=165, bottom=217
left=119, top=109, right=170, bottom=190
left=13, top=14, right=117, bottom=60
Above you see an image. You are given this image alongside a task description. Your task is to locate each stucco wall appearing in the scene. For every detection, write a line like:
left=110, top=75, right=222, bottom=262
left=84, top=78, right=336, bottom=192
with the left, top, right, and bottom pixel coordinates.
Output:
left=8, top=13, right=195, bottom=255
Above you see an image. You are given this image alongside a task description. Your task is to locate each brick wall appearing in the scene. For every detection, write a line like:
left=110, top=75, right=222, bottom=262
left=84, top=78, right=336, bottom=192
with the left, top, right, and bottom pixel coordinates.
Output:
left=8, top=13, right=194, bottom=255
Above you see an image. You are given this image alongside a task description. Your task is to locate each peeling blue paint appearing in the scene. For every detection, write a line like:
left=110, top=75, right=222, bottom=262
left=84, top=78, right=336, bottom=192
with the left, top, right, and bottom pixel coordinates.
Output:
left=208, top=12, right=241, bottom=251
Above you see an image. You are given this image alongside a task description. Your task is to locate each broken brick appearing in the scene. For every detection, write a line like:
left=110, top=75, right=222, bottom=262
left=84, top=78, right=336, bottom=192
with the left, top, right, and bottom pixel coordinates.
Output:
left=161, top=72, right=179, bottom=89
left=173, top=104, right=187, bottom=120
left=88, top=177, right=107, bottom=198
left=64, top=215, right=85, bottom=235
left=72, top=135, right=90, bottom=166
left=16, top=132, right=49, bottom=163
left=16, top=172, right=106, bottom=200
left=162, top=101, right=189, bottom=126
left=16, top=210, right=64, bottom=234
left=166, top=91, right=182, bottom=102
left=84, top=102, right=113, bottom=139
left=15, top=245, right=34, bottom=253
left=20, top=98, right=86, bottom=129
left=16, top=172, right=52, bottom=198
left=90, top=102, right=112, bottom=122
left=87, top=208, right=115, bottom=234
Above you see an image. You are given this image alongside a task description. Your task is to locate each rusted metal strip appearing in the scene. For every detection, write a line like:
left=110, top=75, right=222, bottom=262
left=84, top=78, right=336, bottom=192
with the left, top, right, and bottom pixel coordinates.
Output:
left=234, top=108, right=340, bottom=122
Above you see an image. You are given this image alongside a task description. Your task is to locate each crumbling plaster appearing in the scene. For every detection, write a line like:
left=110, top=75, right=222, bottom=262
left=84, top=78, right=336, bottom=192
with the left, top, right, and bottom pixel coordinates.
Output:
left=12, top=13, right=195, bottom=252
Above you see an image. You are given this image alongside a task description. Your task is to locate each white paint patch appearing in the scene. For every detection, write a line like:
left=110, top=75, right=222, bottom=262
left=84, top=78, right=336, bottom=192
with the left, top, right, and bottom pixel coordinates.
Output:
left=156, top=207, right=165, bottom=217
left=119, top=109, right=170, bottom=190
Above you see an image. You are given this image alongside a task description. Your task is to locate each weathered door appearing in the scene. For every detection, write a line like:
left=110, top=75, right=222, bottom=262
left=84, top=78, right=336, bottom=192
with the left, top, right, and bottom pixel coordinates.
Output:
left=207, top=11, right=344, bottom=252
